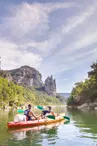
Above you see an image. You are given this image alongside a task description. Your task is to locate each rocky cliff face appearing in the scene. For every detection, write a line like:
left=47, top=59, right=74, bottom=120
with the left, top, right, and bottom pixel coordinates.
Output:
left=0, top=70, right=12, bottom=82
left=9, top=66, right=43, bottom=87
left=45, top=76, right=56, bottom=96
left=0, top=66, right=57, bottom=96
left=0, top=66, right=43, bottom=87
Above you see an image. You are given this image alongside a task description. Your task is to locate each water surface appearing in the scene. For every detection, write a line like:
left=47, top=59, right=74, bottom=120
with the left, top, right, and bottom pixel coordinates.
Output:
left=0, top=108, right=97, bottom=146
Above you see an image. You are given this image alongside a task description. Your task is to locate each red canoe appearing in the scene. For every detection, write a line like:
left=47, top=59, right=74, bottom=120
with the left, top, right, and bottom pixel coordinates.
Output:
left=7, top=116, right=65, bottom=129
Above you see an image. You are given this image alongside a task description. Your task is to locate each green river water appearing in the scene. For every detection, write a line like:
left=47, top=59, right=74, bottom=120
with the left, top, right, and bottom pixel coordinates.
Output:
left=0, top=107, right=97, bottom=146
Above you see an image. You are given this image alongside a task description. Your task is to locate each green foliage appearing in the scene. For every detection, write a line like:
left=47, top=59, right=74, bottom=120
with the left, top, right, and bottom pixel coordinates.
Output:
left=67, top=95, right=76, bottom=105
left=0, top=70, right=9, bottom=78
left=0, top=77, right=62, bottom=108
left=56, top=94, right=66, bottom=103
left=67, top=61, right=97, bottom=106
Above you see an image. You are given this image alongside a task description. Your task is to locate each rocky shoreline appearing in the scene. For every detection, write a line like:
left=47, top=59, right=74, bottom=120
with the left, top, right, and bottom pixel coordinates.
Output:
left=67, top=102, right=97, bottom=111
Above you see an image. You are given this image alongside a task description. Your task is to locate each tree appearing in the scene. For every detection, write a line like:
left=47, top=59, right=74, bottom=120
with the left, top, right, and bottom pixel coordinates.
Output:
left=67, top=61, right=97, bottom=106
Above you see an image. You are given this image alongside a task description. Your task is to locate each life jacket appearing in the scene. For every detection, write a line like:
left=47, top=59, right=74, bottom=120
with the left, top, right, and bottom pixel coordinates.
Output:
left=42, top=110, right=51, bottom=115
left=24, top=109, right=32, bottom=121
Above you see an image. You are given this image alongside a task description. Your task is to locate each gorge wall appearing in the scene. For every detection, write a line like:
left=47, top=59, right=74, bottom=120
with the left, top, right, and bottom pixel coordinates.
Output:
left=45, top=76, right=56, bottom=97
left=0, top=66, right=56, bottom=96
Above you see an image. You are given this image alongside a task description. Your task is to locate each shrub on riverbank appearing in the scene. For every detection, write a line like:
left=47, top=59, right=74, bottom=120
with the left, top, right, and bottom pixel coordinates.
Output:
left=67, top=61, right=97, bottom=106
left=0, top=77, right=63, bottom=108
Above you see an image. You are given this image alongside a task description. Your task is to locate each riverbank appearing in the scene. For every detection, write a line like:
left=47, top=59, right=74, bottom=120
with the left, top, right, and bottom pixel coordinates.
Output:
left=67, top=61, right=97, bottom=110
left=0, top=105, right=67, bottom=112
left=67, top=102, right=97, bottom=111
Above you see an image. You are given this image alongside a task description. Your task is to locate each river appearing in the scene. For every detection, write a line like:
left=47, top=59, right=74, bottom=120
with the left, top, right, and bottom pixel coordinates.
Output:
left=0, top=107, right=97, bottom=146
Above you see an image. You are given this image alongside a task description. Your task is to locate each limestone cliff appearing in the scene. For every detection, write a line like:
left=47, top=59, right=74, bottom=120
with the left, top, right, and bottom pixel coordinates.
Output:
left=45, top=75, right=56, bottom=96
left=0, top=66, right=57, bottom=96
left=10, top=66, right=43, bottom=87
left=0, top=66, right=43, bottom=87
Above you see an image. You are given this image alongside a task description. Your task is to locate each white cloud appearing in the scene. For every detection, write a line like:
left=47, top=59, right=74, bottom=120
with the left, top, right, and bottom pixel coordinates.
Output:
left=0, top=39, right=43, bottom=70
left=21, top=1, right=97, bottom=57
left=40, top=47, right=97, bottom=79
left=68, top=31, right=97, bottom=52
left=0, top=1, right=79, bottom=58
left=0, top=1, right=97, bottom=92
left=62, top=3, right=97, bottom=34
left=43, top=2, right=78, bottom=13
left=21, top=30, right=63, bottom=57
left=1, top=1, right=96, bottom=58
left=0, top=1, right=78, bottom=71
left=0, top=2, right=76, bottom=38
left=1, top=3, right=49, bottom=37
left=65, top=48, right=97, bottom=62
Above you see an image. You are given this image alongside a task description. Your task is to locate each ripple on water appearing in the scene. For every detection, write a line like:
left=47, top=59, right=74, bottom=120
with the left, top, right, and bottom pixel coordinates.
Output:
left=1, top=109, right=97, bottom=146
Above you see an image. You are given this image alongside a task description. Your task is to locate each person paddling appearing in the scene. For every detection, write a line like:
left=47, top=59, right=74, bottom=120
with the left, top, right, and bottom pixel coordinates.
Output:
left=41, top=106, right=56, bottom=119
left=24, top=104, right=39, bottom=121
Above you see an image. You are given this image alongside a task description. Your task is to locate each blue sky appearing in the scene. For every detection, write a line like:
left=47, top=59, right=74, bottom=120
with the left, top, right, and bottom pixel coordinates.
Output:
left=0, top=0, right=97, bottom=92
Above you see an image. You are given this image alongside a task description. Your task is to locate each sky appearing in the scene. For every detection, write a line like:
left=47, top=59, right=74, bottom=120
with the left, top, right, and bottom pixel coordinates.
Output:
left=0, top=0, right=97, bottom=93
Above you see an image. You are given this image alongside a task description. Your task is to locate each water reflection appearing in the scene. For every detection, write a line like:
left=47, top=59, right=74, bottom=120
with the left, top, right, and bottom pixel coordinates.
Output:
left=68, top=109, right=97, bottom=140
left=13, top=131, right=27, bottom=140
left=8, top=124, right=60, bottom=146
left=1, top=108, right=97, bottom=146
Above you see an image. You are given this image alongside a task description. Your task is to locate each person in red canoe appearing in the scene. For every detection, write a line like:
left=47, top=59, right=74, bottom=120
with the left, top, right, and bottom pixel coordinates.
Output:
left=41, top=106, right=56, bottom=119
left=24, top=104, right=39, bottom=121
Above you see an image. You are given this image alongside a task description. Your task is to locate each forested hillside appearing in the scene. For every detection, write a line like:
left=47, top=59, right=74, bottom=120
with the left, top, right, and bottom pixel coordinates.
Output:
left=0, top=77, right=64, bottom=108
left=67, top=61, right=97, bottom=107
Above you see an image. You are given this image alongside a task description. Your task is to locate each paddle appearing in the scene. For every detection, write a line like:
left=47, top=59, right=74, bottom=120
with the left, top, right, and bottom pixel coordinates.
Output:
left=46, top=115, right=55, bottom=120
left=63, top=116, right=70, bottom=121
left=37, top=105, right=44, bottom=110
left=17, top=106, right=70, bottom=121
left=17, top=109, right=25, bottom=113
left=46, top=115, right=70, bottom=121
left=37, top=105, right=70, bottom=121
left=64, top=120, right=70, bottom=124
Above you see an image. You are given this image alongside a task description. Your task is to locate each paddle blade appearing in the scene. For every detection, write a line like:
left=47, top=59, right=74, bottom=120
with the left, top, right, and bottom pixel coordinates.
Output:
left=37, top=106, right=44, bottom=110
left=47, top=115, right=55, bottom=120
left=64, top=121, right=70, bottom=124
left=63, top=116, right=70, bottom=121
left=17, top=109, right=24, bottom=113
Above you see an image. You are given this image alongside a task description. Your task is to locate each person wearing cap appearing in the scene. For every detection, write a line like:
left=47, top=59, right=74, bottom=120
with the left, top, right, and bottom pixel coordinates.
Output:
left=24, top=104, right=39, bottom=121
left=41, top=106, right=56, bottom=119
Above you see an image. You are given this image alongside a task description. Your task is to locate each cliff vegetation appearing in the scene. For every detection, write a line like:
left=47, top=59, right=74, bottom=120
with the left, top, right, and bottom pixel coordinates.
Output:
left=67, top=61, right=97, bottom=109
left=0, top=77, right=64, bottom=109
